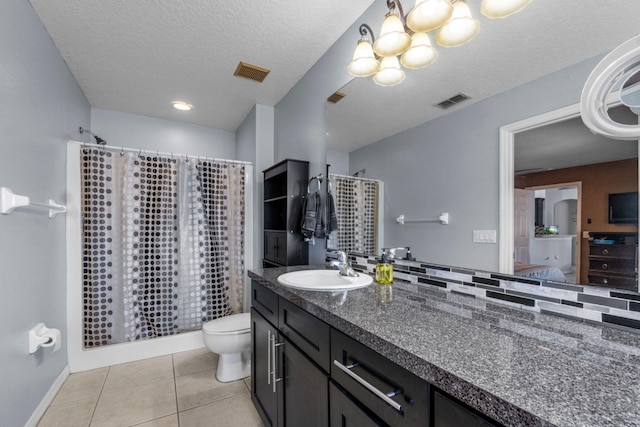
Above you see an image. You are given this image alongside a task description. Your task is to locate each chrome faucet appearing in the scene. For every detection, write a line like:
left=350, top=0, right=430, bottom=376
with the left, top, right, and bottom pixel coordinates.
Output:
left=328, top=250, right=359, bottom=277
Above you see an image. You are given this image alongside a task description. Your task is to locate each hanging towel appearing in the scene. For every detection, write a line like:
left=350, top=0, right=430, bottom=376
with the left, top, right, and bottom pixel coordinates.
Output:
left=301, top=191, right=317, bottom=241
left=327, top=192, right=338, bottom=233
left=313, top=191, right=326, bottom=238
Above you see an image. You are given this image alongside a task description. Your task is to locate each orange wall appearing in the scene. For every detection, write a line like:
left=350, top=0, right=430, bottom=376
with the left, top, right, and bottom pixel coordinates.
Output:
left=515, top=158, right=638, bottom=284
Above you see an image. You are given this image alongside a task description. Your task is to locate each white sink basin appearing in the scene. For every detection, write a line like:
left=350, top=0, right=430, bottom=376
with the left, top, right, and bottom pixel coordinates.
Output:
left=277, top=270, right=373, bottom=291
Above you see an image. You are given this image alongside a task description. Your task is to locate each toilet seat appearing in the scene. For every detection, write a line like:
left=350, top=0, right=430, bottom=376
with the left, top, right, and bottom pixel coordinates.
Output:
left=203, top=312, right=250, bottom=335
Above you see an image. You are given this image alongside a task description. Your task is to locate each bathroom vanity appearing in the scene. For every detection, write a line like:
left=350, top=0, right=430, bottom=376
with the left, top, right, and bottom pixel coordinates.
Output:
left=249, top=266, right=640, bottom=427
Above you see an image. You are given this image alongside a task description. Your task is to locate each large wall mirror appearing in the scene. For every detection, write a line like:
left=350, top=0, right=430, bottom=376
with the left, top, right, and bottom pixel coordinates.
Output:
left=502, top=103, right=638, bottom=289
left=326, top=2, right=640, bottom=295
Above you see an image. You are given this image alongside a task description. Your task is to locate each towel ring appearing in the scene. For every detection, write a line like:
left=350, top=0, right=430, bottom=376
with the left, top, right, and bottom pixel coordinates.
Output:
left=307, top=175, right=323, bottom=193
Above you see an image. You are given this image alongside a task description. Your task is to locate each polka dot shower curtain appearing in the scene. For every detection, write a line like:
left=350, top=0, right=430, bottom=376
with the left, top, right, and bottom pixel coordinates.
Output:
left=327, top=174, right=379, bottom=255
left=80, top=148, right=245, bottom=348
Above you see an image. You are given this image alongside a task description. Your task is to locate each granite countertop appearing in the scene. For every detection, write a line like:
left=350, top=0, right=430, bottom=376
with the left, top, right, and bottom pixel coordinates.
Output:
left=248, top=266, right=640, bottom=427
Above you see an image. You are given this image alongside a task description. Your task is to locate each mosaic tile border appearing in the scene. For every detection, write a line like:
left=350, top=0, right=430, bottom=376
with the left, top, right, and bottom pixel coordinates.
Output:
left=347, top=252, right=640, bottom=333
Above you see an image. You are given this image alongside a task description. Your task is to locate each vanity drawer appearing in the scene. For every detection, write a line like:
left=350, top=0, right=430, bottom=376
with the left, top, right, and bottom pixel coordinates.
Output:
left=278, top=298, right=331, bottom=372
left=331, top=329, right=429, bottom=427
left=251, top=280, right=279, bottom=326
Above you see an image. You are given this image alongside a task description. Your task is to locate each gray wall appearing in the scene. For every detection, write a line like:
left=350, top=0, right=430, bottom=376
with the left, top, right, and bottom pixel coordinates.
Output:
left=350, top=55, right=603, bottom=271
left=327, top=149, right=350, bottom=176
left=91, top=108, right=235, bottom=158
left=0, top=1, right=91, bottom=425
left=273, top=1, right=386, bottom=264
left=237, top=105, right=275, bottom=269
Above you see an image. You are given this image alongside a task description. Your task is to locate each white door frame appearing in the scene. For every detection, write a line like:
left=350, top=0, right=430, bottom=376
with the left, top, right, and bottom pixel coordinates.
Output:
left=499, top=98, right=638, bottom=274
left=499, top=103, right=584, bottom=273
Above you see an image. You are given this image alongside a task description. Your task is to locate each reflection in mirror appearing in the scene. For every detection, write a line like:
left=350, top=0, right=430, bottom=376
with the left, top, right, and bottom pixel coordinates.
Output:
left=621, top=69, right=640, bottom=114
left=327, top=4, right=640, bottom=296
left=328, top=71, right=639, bottom=295
left=325, top=170, right=384, bottom=254
left=514, top=105, right=638, bottom=289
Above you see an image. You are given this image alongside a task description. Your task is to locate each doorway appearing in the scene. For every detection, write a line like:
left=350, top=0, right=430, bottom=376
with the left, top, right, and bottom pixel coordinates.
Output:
left=515, top=183, right=581, bottom=283
left=499, top=102, right=638, bottom=281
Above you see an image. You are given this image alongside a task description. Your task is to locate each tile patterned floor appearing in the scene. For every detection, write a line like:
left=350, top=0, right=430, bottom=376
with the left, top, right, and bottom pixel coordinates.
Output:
left=37, top=348, right=262, bottom=427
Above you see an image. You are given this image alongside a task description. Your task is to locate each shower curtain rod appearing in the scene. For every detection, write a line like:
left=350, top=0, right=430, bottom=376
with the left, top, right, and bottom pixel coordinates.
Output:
left=329, top=173, right=381, bottom=183
left=74, top=141, right=253, bottom=166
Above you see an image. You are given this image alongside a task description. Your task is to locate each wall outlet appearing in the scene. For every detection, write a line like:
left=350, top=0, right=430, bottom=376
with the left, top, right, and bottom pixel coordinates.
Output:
left=473, top=230, right=497, bottom=243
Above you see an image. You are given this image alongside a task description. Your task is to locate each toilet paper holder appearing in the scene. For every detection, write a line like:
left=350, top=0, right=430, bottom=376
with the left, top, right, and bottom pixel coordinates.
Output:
left=29, top=323, right=61, bottom=354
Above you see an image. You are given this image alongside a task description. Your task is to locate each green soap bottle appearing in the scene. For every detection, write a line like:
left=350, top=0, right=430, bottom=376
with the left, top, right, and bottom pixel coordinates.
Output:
left=375, top=251, right=394, bottom=285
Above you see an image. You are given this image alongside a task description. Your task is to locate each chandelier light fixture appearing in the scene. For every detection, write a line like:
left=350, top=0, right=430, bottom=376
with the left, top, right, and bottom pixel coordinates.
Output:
left=348, top=0, right=532, bottom=86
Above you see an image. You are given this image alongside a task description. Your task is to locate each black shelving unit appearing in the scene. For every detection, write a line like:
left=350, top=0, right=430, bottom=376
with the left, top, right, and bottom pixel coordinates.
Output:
left=263, top=159, right=309, bottom=267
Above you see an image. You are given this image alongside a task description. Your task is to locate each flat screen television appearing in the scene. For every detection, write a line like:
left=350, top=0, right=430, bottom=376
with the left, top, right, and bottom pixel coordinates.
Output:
left=608, top=191, right=638, bottom=224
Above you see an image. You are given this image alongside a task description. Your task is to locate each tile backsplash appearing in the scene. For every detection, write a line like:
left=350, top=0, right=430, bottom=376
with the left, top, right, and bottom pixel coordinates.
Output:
left=348, top=253, right=640, bottom=333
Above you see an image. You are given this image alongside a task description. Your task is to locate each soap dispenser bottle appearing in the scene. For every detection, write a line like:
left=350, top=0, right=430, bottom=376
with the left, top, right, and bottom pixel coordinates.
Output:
left=375, top=250, right=394, bottom=285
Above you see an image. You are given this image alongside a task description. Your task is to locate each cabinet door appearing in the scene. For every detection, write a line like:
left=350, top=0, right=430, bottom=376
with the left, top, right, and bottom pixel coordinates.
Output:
left=330, top=381, right=387, bottom=427
left=264, top=231, right=287, bottom=266
left=251, top=308, right=281, bottom=427
left=282, top=338, right=329, bottom=427
left=433, top=390, right=499, bottom=427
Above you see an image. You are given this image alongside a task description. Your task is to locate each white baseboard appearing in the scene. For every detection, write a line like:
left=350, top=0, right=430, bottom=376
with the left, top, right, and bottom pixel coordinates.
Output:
left=69, top=331, right=205, bottom=373
left=24, top=365, right=70, bottom=427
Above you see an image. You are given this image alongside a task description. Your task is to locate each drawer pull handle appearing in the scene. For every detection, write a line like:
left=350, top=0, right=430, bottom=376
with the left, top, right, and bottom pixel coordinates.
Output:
left=602, top=263, right=608, bottom=269
left=267, top=330, right=272, bottom=386
left=333, top=360, right=403, bottom=412
left=603, top=249, right=609, bottom=255
left=271, top=335, right=285, bottom=393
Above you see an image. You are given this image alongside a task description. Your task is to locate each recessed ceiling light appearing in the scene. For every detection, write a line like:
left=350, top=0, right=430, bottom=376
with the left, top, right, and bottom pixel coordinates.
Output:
left=172, top=101, right=193, bottom=111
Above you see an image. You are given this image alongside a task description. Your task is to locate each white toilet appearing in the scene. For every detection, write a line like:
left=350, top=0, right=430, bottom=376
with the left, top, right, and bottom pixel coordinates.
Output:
left=202, top=312, right=251, bottom=382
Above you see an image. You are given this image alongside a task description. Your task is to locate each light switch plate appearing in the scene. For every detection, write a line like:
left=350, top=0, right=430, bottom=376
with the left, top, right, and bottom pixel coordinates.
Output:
left=473, top=230, right=497, bottom=243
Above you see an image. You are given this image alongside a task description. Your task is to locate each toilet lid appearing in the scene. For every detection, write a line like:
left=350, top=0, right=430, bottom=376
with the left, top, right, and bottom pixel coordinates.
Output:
left=203, top=312, right=251, bottom=334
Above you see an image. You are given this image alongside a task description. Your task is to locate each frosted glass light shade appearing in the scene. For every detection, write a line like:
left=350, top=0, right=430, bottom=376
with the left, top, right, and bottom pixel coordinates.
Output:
left=373, top=56, right=405, bottom=86
left=400, top=32, right=438, bottom=69
left=373, top=13, right=412, bottom=57
left=481, top=0, right=531, bottom=18
left=406, top=0, right=454, bottom=32
left=347, top=40, right=379, bottom=77
left=436, top=0, right=479, bottom=47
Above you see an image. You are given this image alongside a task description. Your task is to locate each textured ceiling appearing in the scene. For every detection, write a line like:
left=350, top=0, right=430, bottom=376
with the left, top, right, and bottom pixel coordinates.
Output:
left=327, top=1, right=640, bottom=153
left=29, top=0, right=374, bottom=131
left=29, top=0, right=640, bottom=156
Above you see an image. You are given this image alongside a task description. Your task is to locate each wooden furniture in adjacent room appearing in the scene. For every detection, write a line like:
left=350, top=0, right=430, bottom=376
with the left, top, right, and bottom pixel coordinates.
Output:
left=588, top=232, right=638, bottom=291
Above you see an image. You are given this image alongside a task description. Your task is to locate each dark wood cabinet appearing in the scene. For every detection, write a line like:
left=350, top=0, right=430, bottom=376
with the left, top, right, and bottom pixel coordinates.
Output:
left=251, top=308, right=280, bottom=427
left=433, top=390, right=499, bottom=427
left=263, top=159, right=309, bottom=267
left=587, top=232, right=637, bottom=291
left=281, top=337, right=329, bottom=427
left=331, top=329, right=429, bottom=427
left=251, top=282, right=328, bottom=427
left=330, top=381, right=386, bottom=426
left=250, top=280, right=502, bottom=427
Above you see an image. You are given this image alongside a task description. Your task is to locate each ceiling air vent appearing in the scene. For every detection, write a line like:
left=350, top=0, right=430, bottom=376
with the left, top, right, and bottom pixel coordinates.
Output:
left=436, top=93, right=471, bottom=109
left=327, top=91, right=346, bottom=104
left=233, top=62, right=270, bottom=83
